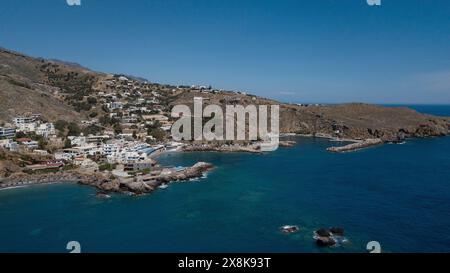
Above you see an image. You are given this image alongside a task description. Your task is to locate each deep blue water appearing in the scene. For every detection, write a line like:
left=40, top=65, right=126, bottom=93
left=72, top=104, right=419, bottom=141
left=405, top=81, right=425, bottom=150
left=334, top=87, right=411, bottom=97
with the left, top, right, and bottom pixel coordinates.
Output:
left=0, top=105, right=449, bottom=253
left=385, top=104, right=450, bottom=117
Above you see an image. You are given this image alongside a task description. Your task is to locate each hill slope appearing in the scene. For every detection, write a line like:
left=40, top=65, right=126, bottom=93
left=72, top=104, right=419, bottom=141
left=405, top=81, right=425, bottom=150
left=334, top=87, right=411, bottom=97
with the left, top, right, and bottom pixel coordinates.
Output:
left=0, top=48, right=97, bottom=123
left=1, top=47, right=449, bottom=142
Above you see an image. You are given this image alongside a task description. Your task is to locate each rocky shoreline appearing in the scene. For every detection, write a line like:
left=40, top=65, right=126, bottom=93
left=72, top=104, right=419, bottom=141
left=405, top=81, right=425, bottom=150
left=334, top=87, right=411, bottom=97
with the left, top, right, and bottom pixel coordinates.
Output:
left=0, top=162, right=214, bottom=195
left=0, top=172, right=88, bottom=189
left=183, top=144, right=262, bottom=153
left=182, top=140, right=298, bottom=153
left=79, top=162, right=214, bottom=195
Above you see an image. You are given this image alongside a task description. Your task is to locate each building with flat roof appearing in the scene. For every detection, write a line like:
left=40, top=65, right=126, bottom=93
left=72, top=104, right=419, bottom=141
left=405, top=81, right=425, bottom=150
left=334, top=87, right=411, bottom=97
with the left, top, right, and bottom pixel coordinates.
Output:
left=0, top=127, right=16, bottom=139
left=124, top=161, right=154, bottom=172
left=36, top=123, right=55, bottom=138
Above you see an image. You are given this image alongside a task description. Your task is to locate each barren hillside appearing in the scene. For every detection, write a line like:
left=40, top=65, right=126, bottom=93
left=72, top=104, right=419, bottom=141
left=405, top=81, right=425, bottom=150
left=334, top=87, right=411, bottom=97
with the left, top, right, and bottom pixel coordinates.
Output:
left=1, top=47, right=449, bottom=142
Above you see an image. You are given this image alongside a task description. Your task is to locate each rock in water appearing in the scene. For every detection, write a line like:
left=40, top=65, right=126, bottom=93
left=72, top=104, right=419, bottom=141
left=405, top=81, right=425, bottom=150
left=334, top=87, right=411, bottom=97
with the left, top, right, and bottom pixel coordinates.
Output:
left=315, top=236, right=337, bottom=247
left=314, top=227, right=346, bottom=247
left=329, top=227, right=345, bottom=236
left=315, top=228, right=332, bottom=237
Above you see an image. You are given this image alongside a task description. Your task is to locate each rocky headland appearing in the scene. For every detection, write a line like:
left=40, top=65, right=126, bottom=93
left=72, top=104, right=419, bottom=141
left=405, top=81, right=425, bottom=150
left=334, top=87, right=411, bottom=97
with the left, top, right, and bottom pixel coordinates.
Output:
left=0, top=162, right=214, bottom=195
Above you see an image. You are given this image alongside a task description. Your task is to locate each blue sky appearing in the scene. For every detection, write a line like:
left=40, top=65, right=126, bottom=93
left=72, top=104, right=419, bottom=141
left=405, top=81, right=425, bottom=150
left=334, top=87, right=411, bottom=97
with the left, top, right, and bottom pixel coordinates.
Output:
left=0, top=0, right=449, bottom=104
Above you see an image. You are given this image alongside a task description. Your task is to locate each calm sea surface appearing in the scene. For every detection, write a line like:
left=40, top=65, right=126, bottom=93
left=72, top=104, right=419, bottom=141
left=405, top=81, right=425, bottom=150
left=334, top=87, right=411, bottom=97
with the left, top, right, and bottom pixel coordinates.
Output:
left=0, top=105, right=449, bottom=253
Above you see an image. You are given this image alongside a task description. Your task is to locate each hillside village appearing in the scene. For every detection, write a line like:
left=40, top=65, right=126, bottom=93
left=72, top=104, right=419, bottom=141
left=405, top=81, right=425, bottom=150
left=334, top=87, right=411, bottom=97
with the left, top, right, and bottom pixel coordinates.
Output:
left=0, top=72, right=242, bottom=180
left=0, top=50, right=274, bottom=182
left=1, top=47, right=450, bottom=187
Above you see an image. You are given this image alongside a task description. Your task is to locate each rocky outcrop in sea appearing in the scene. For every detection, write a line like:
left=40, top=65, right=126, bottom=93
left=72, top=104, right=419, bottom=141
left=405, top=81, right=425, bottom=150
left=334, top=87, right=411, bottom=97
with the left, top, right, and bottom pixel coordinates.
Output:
left=0, top=162, right=214, bottom=196
left=79, top=162, right=214, bottom=195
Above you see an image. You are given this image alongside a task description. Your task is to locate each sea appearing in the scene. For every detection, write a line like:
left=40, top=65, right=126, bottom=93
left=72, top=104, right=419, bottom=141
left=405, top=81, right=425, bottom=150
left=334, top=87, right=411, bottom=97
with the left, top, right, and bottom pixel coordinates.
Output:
left=0, top=105, right=449, bottom=253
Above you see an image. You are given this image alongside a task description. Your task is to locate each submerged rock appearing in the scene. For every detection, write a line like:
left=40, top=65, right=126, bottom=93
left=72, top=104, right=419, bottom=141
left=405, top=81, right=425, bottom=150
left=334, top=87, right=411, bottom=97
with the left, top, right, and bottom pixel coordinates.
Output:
left=315, top=236, right=337, bottom=247
left=315, top=228, right=333, bottom=237
left=314, top=227, right=346, bottom=247
left=329, top=227, right=345, bottom=236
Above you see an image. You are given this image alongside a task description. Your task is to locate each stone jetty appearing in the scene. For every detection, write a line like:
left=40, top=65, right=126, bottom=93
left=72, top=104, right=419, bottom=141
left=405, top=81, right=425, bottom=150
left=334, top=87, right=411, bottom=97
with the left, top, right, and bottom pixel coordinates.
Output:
left=326, top=138, right=383, bottom=153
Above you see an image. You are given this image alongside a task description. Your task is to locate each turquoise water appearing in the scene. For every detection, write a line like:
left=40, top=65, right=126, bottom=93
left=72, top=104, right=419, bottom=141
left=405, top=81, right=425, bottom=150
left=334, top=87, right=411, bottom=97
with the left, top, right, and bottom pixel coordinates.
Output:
left=0, top=106, right=450, bottom=253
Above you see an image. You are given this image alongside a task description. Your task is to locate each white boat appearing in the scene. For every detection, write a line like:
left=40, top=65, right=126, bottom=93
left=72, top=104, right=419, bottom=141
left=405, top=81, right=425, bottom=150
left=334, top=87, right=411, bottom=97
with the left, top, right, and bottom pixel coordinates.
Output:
left=280, top=225, right=300, bottom=234
left=158, top=184, right=169, bottom=189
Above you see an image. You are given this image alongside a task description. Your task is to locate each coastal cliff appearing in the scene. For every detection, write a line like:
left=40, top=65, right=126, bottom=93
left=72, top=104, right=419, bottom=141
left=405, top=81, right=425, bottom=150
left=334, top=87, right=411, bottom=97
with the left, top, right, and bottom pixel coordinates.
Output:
left=172, top=91, right=450, bottom=144
left=279, top=103, right=450, bottom=142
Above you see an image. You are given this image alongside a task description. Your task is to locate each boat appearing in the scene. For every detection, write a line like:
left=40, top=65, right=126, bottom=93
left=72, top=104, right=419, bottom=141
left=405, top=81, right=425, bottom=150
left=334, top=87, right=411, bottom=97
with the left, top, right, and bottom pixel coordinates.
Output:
left=280, top=225, right=300, bottom=234
left=158, top=184, right=169, bottom=189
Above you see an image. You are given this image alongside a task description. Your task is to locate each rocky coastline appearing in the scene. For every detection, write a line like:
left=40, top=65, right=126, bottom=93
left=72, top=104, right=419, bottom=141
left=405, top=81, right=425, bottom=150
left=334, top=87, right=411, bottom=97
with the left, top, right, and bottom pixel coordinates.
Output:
left=0, top=171, right=89, bottom=189
left=79, top=161, right=214, bottom=195
left=183, top=144, right=262, bottom=153
left=0, top=162, right=214, bottom=195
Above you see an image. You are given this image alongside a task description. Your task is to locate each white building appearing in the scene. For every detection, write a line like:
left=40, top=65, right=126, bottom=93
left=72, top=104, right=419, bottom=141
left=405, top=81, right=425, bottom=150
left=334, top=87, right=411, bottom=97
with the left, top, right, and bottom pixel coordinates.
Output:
left=36, top=123, right=55, bottom=138
left=69, top=136, right=87, bottom=147
left=0, top=139, right=18, bottom=150
left=73, top=144, right=99, bottom=156
left=17, top=122, right=38, bottom=133
left=102, top=143, right=119, bottom=156
left=121, top=151, right=145, bottom=164
left=107, top=102, right=123, bottom=110
left=86, top=135, right=110, bottom=144
left=22, top=140, right=39, bottom=150
left=6, top=141, right=19, bottom=152
left=13, top=116, right=35, bottom=126
left=54, top=149, right=80, bottom=161
left=0, top=127, right=16, bottom=139
left=73, top=157, right=99, bottom=170
left=0, top=139, right=19, bottom=152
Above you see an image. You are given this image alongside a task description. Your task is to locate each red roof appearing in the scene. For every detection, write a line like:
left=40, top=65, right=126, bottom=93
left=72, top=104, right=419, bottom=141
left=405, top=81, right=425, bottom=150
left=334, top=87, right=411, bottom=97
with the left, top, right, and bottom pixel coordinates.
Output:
left=16, top=138, right=32, bottom=143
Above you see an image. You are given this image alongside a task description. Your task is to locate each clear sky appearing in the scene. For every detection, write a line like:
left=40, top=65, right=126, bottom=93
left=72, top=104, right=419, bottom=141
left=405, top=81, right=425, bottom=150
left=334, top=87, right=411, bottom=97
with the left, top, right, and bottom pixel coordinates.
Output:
left=1, top=0, right=449, bottom=104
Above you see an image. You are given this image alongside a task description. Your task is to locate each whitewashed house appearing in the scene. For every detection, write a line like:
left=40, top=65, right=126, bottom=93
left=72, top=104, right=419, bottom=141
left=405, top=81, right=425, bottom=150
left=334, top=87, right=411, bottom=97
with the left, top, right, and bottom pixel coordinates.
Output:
left=107, top=102, right=123, bottom=110
left=36, top=123, right=56, bottom=138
